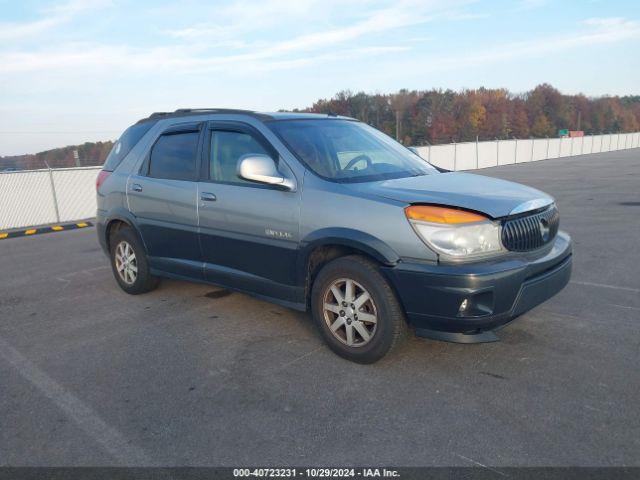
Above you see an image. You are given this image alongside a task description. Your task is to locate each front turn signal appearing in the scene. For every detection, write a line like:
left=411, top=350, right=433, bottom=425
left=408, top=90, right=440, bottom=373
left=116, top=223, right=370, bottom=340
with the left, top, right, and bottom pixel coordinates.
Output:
left=404, top=205, right=487, bottom=224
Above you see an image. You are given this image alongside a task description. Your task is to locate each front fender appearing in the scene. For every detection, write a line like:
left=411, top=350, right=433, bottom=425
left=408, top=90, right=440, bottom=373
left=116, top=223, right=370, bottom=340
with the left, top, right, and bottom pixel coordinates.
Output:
left=301, top=227, right=400, bottom=266
left=297, top=227, right=400, bottom=288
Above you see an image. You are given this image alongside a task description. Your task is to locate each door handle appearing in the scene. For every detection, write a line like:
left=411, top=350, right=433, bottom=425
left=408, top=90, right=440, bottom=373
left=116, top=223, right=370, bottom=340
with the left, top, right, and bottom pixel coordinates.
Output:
left=200, top=192, right=217, bottom=202
left=131, top=183, right=143, bottom=192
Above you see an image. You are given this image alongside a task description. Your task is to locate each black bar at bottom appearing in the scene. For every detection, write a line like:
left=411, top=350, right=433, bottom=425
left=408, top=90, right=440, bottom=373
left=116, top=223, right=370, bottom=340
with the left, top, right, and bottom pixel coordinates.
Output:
left=0, top=467, right=637, bottom=480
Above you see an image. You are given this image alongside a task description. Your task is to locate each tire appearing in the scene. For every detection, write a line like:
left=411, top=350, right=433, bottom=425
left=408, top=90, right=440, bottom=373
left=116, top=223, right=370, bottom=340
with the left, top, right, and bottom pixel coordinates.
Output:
left=311, top=255, right=408, bottom=363
left=109, top=227, right=159, bottom=295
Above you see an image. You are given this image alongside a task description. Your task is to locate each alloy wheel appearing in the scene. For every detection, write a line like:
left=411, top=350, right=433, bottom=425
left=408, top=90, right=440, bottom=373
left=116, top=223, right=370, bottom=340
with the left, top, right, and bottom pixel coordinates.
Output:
left=322, top=278, right=378, bottom=347
left=114, top=240, right=138, bottom=285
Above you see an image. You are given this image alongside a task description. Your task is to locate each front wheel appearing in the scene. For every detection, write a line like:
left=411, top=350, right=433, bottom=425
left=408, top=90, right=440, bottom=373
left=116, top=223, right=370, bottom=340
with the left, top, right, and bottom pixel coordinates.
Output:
left=311, top=255, right=407, bottom=363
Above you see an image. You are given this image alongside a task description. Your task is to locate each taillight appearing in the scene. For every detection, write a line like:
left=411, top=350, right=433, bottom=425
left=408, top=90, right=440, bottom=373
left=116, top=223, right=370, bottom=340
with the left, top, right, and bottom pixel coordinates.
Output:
left=96, top=170, right=111, bottom=191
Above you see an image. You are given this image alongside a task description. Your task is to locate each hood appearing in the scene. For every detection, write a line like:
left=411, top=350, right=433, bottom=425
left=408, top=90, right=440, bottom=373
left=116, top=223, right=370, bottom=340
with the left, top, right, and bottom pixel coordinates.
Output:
left=349, top=172, right=553, bottom=218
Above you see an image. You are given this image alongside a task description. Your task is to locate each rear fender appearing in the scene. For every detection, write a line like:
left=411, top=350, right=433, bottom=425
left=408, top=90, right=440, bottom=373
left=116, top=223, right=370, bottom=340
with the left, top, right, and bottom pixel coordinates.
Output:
left=101, top=208, right=148, bottom=255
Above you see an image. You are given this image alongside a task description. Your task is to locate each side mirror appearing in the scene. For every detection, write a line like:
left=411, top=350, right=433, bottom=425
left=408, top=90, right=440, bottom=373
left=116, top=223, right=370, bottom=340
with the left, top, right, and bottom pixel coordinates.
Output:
left=237, top=154, right=295, bottom=190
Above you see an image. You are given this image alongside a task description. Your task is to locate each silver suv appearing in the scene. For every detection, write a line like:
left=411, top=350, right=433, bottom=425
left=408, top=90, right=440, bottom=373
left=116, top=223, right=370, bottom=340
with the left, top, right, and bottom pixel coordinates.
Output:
left=97, top=109, right=572, bottom=363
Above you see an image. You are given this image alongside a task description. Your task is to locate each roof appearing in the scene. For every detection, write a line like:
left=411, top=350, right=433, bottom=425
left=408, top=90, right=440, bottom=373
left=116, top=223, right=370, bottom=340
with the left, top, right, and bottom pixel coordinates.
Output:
left=262, top=111, right=354, bottom=121
left=135, top=108, right=354, bottom=124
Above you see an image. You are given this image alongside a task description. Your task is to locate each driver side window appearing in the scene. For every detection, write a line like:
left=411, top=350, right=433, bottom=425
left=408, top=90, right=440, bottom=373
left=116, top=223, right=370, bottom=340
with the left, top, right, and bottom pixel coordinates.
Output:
left=209, top=130, right=272, bottom=184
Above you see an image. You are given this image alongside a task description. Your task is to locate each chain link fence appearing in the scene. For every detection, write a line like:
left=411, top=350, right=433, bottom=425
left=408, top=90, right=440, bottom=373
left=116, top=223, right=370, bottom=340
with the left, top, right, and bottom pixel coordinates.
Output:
left=0, top=166, right=100, bottom=230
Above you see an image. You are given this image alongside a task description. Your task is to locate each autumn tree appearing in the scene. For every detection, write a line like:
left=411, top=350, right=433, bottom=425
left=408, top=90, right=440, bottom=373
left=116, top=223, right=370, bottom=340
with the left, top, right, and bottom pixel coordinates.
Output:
left=531, top=114, right=554, bottom=137
left=5, top=86, right=640, bottom=170
left=304, top=84, right=640, bottom=145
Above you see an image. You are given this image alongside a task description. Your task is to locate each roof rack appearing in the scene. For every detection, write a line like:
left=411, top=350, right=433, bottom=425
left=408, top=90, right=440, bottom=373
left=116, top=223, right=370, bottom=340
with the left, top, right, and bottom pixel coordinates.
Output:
left=136, top=108, right=271, bottom=124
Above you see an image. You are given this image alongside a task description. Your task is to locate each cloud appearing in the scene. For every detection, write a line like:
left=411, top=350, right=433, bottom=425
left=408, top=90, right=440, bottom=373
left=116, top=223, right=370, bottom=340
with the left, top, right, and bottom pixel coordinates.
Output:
left=258, top=5, right=430, bottom=55
left=4, top=4, right=636, bottom=78
left=1, top=0, right=485, bottom=79
left=0, top=0, right=112, bottom=42
left=2, top=0, right=639, bottom=156
left=1, top=2, right=637, bottom=80
left=412, top=16, right=640, bottom=72
left=45, top=0, right=113, bottom=16
left=0, top=42, right=409, bottom=75
left=583, top=17, right=629, bottom=28
left=0, top=17, right=60, bottom=41
left=166, top=0, right=372, bottom=39
left=517, top=0, right=549, bottom=10
left=0, top=0, right=436, bottom=74
left=166, top=0, right=434, bottom=54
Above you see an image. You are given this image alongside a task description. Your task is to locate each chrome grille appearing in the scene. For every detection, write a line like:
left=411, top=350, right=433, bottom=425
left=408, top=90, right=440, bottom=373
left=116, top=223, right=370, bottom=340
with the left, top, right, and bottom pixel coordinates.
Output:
left=502, top=205, right=559, bottom=252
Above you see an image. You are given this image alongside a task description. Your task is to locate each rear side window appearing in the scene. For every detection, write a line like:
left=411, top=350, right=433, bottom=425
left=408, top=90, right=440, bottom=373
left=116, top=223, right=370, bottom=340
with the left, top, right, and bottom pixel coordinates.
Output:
left=148, top=131, right=199, bottom=181
left=103, top=121, right=156, bottom=171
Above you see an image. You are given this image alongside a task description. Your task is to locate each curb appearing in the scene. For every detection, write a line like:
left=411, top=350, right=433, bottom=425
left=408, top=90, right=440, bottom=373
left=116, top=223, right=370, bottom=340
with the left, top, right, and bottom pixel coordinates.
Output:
left=0, top=221, right=93, bottom=240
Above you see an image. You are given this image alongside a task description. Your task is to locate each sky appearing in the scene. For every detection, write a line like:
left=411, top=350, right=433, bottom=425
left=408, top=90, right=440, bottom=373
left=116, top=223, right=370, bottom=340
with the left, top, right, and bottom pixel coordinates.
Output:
left=1, top=0, right=639, bottom=156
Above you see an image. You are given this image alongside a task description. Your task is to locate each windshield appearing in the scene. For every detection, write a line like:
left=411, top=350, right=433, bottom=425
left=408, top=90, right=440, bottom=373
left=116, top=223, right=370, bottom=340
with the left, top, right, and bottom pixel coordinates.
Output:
left=268, top=119, right=436, bottom=183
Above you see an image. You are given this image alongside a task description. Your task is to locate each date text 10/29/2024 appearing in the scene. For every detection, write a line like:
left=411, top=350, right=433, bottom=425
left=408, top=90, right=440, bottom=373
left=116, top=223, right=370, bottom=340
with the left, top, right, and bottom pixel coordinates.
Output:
left=233, top=468, right=400, bottom=478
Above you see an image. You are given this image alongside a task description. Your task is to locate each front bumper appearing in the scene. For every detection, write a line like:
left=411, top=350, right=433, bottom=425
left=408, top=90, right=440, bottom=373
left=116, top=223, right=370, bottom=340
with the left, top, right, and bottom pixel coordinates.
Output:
left=382, top=231, right=572, bottom=343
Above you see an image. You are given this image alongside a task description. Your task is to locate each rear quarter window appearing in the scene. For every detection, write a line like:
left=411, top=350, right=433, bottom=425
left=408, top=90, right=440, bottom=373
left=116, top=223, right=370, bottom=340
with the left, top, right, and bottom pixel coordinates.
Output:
left=103, top=121, right=156, bottom=171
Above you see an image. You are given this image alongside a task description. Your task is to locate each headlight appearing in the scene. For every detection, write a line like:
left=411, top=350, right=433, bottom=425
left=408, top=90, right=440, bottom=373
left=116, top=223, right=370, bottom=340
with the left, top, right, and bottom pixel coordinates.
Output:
left=405, top=205, right=503, bottom=260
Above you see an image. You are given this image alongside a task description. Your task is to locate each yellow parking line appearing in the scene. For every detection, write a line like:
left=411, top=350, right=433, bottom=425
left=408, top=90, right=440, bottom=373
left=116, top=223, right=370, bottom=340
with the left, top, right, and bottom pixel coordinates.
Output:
left=0, top=233, right=8, bottom=239
left=25, top=229, right=37, bottom=235
left=52, top=225, right=64, bottom=231
left=76, top=222, right=88, bottom=228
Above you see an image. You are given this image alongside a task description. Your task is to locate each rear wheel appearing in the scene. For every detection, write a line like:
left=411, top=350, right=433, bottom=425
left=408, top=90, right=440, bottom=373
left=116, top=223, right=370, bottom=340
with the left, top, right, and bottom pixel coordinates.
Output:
left=311, top=255, right=407, bottom=363
left=110, top=227, right=158, bottom=294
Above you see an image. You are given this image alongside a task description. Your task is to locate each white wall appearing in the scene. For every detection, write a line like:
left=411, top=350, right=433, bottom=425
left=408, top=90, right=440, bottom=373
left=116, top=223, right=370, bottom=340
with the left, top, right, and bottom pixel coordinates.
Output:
left=415, top=132, right=640, bottom=171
